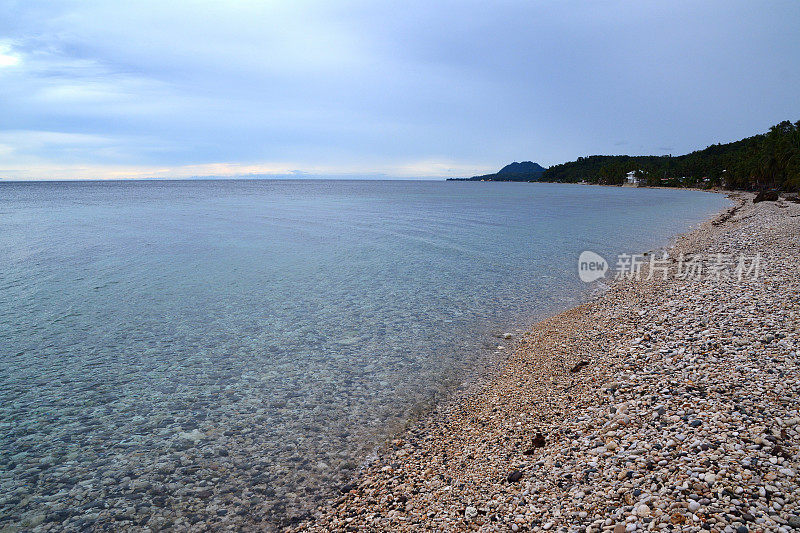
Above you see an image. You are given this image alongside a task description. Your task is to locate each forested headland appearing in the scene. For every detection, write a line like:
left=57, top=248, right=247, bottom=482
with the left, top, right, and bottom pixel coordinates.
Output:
left=453, top=121, right=800, bottom=191
left=541, top=120, right=800, bottom=190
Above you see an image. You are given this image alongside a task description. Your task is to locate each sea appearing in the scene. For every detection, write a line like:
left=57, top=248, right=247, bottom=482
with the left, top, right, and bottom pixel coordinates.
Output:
left=0, top=180, right=730, bottom=528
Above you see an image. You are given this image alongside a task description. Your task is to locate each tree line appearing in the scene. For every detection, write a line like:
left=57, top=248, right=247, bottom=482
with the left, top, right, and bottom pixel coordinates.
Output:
left=540, top=120, right=800, bottom=191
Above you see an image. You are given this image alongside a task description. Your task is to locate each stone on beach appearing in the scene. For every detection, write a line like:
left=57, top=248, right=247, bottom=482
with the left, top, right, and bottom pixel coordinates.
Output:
left=295, top=193, right=800, bottom=532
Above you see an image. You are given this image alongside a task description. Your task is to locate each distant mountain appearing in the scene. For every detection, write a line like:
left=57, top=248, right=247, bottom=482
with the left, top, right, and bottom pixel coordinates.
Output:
left=496, top=161, right=546, bottom=177
left=448, top=161, right=547, bottom=181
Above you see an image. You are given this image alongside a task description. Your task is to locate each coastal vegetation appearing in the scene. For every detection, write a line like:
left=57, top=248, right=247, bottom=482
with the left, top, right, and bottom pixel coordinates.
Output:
left=457, top=120, right=800, bottom=191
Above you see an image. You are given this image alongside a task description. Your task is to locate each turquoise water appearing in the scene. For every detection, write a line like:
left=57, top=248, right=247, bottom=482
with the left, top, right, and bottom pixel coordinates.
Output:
left=0, top=180, right=728, bottom=529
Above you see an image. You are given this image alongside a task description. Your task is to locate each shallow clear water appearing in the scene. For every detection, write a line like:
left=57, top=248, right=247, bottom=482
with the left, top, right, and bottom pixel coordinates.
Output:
left=0, top=180, right=728, bottom=529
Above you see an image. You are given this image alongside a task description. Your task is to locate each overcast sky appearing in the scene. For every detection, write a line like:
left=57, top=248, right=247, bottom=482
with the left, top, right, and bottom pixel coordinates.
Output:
left=1, top=0, right=798, bottom=180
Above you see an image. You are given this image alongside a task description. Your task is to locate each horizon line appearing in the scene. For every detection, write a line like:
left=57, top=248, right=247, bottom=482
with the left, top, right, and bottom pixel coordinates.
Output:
left=0, top=175, right=459, bottom=183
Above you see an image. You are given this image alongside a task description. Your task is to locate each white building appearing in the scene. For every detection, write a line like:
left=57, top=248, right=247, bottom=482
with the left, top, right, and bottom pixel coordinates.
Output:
left=625, top=171, right=641, bottom=185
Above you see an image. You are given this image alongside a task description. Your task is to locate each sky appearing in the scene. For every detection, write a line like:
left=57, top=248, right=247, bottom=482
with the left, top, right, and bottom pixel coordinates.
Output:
left=0, top=0, right=799, bottom=180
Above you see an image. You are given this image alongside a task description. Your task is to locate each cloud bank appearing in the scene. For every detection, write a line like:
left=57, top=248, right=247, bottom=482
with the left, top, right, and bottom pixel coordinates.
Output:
left=0, top=0, right=798, bottom=180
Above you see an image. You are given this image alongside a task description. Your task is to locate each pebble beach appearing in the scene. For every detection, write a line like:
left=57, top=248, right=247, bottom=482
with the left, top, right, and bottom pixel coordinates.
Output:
left=0, top=183, right=731, bottom=532
left=296, top=192, right=800, bottom=532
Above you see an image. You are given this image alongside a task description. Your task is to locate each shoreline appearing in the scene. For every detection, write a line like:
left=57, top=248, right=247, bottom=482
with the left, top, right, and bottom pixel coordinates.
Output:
left=293, top=192, right=800, bottom=532
left=327, top=190, right=738, bottom=507
left=0, top=183, right=734, bottom=533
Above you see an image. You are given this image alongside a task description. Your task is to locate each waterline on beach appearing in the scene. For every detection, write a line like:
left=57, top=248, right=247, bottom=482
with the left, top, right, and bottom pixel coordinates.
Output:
left=0, top=180, right=730, bottom=528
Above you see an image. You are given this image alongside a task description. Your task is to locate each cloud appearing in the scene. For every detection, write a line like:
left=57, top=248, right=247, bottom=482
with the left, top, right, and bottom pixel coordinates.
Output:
left=0, top=41, right=21, bottom=67
left=0, top=159, right=493, bottom=181
left=0, top=0, right=798, bottom=180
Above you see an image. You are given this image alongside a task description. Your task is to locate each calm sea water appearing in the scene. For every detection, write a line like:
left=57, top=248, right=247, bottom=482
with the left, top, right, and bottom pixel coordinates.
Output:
left=0, top=180, right=728, bottom=529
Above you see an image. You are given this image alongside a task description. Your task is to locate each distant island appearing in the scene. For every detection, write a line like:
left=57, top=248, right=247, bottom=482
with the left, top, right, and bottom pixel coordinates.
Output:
left=450, top=120, right=799, bottom=191
left=447, top=161, right=546, bottom=182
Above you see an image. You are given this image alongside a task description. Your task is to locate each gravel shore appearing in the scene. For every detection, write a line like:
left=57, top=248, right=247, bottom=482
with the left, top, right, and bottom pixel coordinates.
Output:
left=295, top=193, right=800, bottom=532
